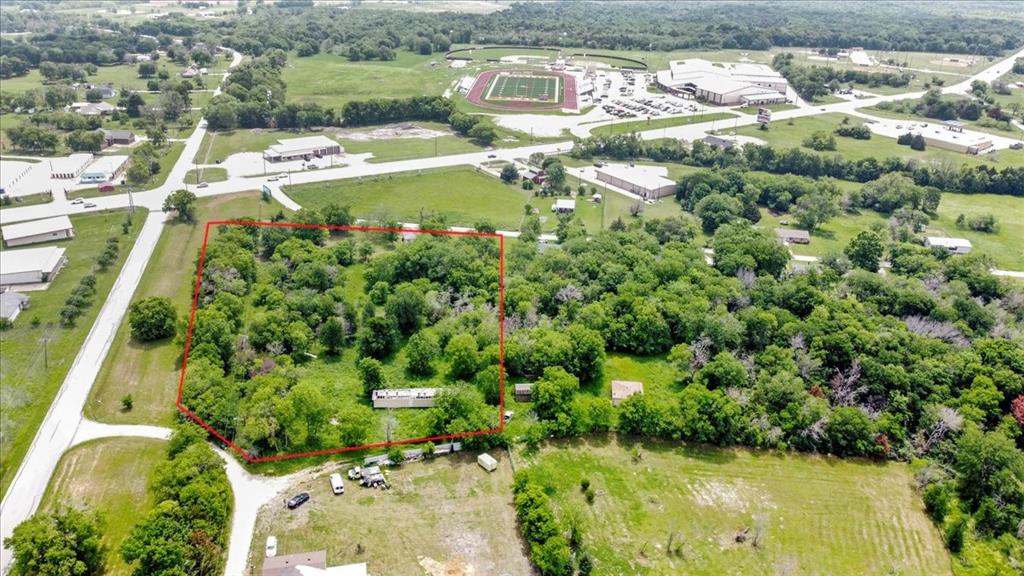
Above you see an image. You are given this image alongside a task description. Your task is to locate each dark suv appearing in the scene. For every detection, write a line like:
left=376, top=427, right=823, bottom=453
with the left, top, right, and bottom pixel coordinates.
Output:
left=286, top=492, right=310, bottom=509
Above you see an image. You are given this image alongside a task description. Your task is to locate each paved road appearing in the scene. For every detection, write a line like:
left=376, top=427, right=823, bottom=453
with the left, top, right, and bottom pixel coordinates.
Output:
left=0, top=48, right=242, bottom=573
left=0, top=211, right=167, bottom=570
left=0, top=43, right=1021, bottom=575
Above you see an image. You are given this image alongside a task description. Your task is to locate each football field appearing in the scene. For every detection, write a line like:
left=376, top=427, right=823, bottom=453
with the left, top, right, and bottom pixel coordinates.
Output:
left=487, top=73, right=560, bottom=101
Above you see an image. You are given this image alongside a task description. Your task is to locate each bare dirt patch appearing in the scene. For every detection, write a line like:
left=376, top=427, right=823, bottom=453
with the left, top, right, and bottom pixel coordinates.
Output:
left=336, top=123, right=453, bottom=141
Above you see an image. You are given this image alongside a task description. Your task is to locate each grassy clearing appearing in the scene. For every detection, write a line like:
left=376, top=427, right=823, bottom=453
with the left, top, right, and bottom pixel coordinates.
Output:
left=247, top=452, right=531, bottom=576
left=41, top=437, right=165, bottom=576
left=0, top=209, right=147, bottom=497
left=524, top=438, right=951, bottom=576
left=761, top=191, right=1024, bottom=270
left=590, top=113, right=735, bottom=137
left=282, top=51, right=462, bottom=108
left=737, top=103, right=798, bottom=115
left=0, top=62, right=187, bottom=94
left=284, top=167, right=535, bottom=230
left=733, top=113, right=1024, bottom=168
left=185, top=166, right=229, bottom=184
left=0, top=191, right=53, bottom=210
left=85, top=193, right=289, bottom=426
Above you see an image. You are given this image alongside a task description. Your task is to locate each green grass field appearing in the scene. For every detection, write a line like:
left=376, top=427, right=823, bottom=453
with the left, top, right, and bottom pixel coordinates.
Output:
left=0, top=209, right=147, bottom=498
left=282, top=51, right=462, bottom=108
left=284, top=167, right=535, bottom=230
left=759, top=190, right=1024, bottom=270
left=488, top=73, right=560, bottom=102
left=185, top=166, right=228, bottom=185
left=0, top=62, right=188, bottom=94
left=41, top=438, right=166, bottom=576
left=0, top=191, right=53, bottom=210
left=247, top=452, right=531, bottom=575
left=590, top=112, right=735, bottom=137
left=524, top=438, right=951, bottom=576
left=733, top=114, right=1024, bottom=169
left=86, top=193, right=289, bottom=426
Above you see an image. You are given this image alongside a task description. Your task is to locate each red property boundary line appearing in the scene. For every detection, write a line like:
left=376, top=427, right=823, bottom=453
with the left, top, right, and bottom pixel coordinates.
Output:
left=466, top=68, right=578, bottom=111
left=175, top=220, right=506, bottom=463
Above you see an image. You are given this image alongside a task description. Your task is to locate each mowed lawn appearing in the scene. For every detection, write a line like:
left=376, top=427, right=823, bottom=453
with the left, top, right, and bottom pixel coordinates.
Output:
left=86, top=193, right=290, bottom=425
left=590, top=112, right=735, bottom=137
left=247, top=453, right=532, bottom=576
left=41, top=438, right=166, bottom=576
left=0, top=62, right=187, bottom=94
left=284, top=168, right=535, bottom=230
left=194, top=125, right=485, bottom=166
left=281, top=51, right=462, bottom=108
left=733, top=113, right=1024, bottom=169
left=0, top=209, right=147, bottom=497
left=524, top=439, right=951, bottom=576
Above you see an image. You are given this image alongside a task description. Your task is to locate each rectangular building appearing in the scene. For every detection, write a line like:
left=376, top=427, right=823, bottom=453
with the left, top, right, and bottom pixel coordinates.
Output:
left=656, top=59, right=788, bottom=106
left=2, top=215, right=75, bottom=247
left=0, top=246, right=67, bottom=286
left=263, top=136, right=342, bottom=163
left=775, top=228, right=811, bottom=244
left=371, top=387, right=438, bottom=409
left=595, top=163, right=677, bottom=200
left=514, top=383, right=534, bottom=402
left=924, top=236, right=972, bottom=254
left=102, top=129, right=136, bottom=147
left=80, top=155, right=130, bottom=184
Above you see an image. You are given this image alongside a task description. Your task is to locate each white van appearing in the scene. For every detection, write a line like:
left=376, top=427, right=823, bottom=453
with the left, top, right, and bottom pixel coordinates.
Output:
left=329, top=473, right=344, bottom=495
left=265, top=535, right=277, bottom=558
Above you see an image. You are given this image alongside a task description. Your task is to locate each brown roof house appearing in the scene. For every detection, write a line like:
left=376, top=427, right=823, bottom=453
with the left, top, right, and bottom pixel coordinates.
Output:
left=611, top=380, right=644, bottom=406
left=262, top=550, right=367, bottom=576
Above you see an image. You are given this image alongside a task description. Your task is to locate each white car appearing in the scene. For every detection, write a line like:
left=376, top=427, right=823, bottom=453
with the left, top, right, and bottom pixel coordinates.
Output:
left=329, top=472, right=344, bottom=495
left=71, top=198, right=84, bottom=205
left=265, top=535, right=277, bottom=558
left=267, top=176, right=278, bottom=182
left=197, top=182, right=208, bottom=188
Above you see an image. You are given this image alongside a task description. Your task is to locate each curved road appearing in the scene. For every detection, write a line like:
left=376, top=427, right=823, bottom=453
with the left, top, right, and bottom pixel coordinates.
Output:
left=1, top=45, right=1021, bottom=576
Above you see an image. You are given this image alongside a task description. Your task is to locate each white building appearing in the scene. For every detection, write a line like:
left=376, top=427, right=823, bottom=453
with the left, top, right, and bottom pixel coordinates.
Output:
left=0, top=291, right=30, bottom=322
left=656, top=59, right=788, bottom=106
left=924, top=236, right=973, bottom=254
left=263, top=136, right=342, bottom=163
left=372, top=388, right=438, bottom=409
left=1, top=215, right=75, bottom=247
left=595, top=163, right=677, bottom=199
left=79, top=155, right=130, bottom=184
left=0, top=246, right=68, bottom=286
left=552, top=198, right=575, bottom=213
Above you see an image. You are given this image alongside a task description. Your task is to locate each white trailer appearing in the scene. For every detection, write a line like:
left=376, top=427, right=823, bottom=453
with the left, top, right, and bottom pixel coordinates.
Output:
left=477, top=453, right=498, bottom=472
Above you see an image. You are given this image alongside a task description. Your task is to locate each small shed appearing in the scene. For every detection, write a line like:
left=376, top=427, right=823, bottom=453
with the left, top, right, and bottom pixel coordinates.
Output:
left=514, top=383, right=534, bottom=402
left=477, top=453, right=498, bottom=472
left=0, top=292, right=30, bottom=322
left=611, top=380, right=644, bottom=406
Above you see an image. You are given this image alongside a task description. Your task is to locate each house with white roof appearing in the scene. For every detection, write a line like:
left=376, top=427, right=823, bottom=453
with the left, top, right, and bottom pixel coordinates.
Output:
left=0, top=246, right=68, bottom=286
left=595, top=163, right=677, bottom=199
left=79, top=155, right=130, bottom=184
left=0, top=292, right=31, bottom=322
left=263, top=136, right=342, bottom=163
left=371, top=387, right=438, bottom=409
left=1, top=215, right=75, bottom=247
left=924, top=236, right=972, bottom=254
left=656, top=59, right=789, bottom=106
